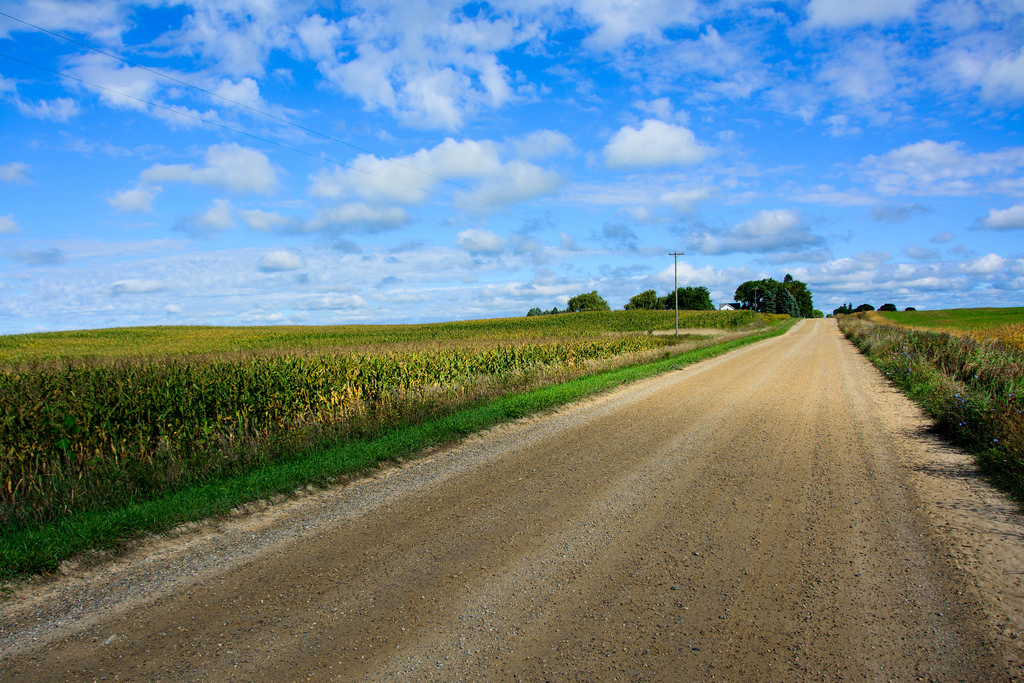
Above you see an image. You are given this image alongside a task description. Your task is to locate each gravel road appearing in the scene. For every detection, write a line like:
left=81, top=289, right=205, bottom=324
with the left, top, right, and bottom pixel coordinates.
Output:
left=2, top=319, right=1023, bottom=680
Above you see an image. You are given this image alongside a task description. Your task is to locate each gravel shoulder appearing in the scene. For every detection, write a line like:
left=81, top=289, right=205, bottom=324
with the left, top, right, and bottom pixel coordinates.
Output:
left=1, top=319, right=1022, bottom=680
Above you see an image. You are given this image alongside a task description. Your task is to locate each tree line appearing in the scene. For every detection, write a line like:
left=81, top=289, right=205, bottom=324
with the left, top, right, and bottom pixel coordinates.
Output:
left=527, top=275, right=820, bottom=318
left=832, top=303, right=916, bottom=315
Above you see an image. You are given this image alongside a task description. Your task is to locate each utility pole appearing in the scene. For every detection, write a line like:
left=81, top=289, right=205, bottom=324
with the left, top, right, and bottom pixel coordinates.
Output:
left=669, top=251, right=684, bottom=336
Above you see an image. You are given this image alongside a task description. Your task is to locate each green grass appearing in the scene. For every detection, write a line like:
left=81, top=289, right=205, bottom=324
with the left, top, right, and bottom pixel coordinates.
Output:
left=876, top=307, right=1024, bottom=331
left=0, top=318, right=796, bottom=581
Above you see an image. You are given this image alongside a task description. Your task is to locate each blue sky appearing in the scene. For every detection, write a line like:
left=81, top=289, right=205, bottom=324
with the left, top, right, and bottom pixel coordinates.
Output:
left=1, top=0, right=1022, bottom=333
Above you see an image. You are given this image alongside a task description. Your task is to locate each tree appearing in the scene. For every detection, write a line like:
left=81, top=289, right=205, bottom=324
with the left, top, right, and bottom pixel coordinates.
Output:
left=527, top=307, right=543, bottom=317
left=661, top=286, right=713, bottom=311
left=854, top=303, right=875, bottom=312
left=566, top=290, right=610, bottom=312
left=833, top=303, right=854, bottom=315
left=905, top=307, right=917, bottom=312
left=777, top=289, right=799, bottom=317
left=879, top=303, right=897, bottom=312
left=781, top=274, right=814, bottom=318
left=734, top=279, right=779, bottom=311
left=624, top=289, right=661, bottom=310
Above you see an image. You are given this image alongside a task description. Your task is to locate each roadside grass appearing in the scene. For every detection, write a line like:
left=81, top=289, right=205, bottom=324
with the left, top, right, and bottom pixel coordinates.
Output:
left=839, top=314, right=1024, bottom=506
left=0, top=318, right=796, bottom=581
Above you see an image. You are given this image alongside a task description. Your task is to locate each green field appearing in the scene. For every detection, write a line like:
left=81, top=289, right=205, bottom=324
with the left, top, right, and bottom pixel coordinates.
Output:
left=0, top=309, right=761, bottom=366
left=875, top=307, right=1024, bottom=331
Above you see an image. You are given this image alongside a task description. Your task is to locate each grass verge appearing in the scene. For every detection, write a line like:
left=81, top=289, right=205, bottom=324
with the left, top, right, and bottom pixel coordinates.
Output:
left=0, top=319, right=796, bottom=581
left=838, top=314, right=1024, bottom=507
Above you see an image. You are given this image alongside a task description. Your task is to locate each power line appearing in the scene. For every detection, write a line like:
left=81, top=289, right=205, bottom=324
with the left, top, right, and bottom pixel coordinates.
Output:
left=0, top=50, right=518, bottom=219
left=0, top=8, right=520, bottom=211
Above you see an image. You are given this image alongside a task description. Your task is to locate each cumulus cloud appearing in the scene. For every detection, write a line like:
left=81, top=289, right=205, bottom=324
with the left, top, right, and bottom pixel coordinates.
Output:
left=961, top=253, right=1007, bottom=274
left=604, top=120, right=710, bottom=169
left=258, top=250, right=304, bottom=272
left=240, top=209, right=300, bottom=232
left=659, top=188, right=711, bottom=213
left=979, top=48, right=1024, bottom=101
left=457, top=228, right=507, bottom=255
left=298, top=5, right=530, bottom=129
left=175, top=199, right=235, bottom=238
left=805, top=0, right=924, bottom=27
left=455, top=161, right=562, bottom=210
left=310, top=137, right=561, bottom=212
left=306, top=203, right=410, bottom=232
left=111, top=279, right=166, bottom=295
left=983, top=205, right=1024, bottom=229
left=862, top=140, right=1024, bottom=196
left=165, top=304, right=182, bottom=314
left=310, top=138, right=502, bottom=205
left=108, top=185, right=161, bottom=213
left=513, top=130, right=574, bottom=159
left=15, top=97, right=80, bottom=122
left=67, top=53, right=160, bottom=111
left=0, top=162, right=29, bottom=183
left=0, top=214, right=18, bottom=234
left=685, top=209, right=821, bottom=255
left=141, top=143, right=277, bottom=194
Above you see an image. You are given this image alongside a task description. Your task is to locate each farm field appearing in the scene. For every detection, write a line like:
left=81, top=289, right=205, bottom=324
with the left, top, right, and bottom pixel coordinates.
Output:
left=0, top=309, right=783, bottom=577
left=0, top=309, right=762, bottom=365
left=873, top=307, right=1024, bottom=351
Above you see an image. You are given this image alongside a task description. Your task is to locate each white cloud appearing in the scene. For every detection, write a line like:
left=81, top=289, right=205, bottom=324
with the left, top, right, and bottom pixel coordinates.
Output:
left=197, top=199, right=234, bottom=231
left=240, top=209, right=300, bottom=232
left=457, top=229, right=508, bottom=255
left=176, top=199, right=234, bottom=237
left=455, top=161, right=562, bottom=210
left=165, top=304, right=182, bottom=314
left=825, top=114, right=861, bottom=137
left=0, top=162, right=29, bottom=183
left=310, top=138, right=502, bottom=204
left=111, top=279, right=166, bottom=295
left=258, top=250, right=304, bottom=272
left=862, top=140, right=1024, bottom=196
left=141, top=143, right=277, bottom=194
left=108, top=185, right=161, bottom=213
left=686, top=209, right=821, bottom=255
left=979, top=48, right=1024, bottom=101
left=805, top=0, right=924, bottom=27
left=983, top=205, right=1024, bottom=229
left=817, top=41, right=897, bottom=104
left=212, top=77, right=265, bottom=110
left=576, top=0, right=699, bottom=50
left=16, top=97, right=80, bottom=121
left=962, top=253, right=1007, bottom=274
left=659, top=188, right=711, bottom=213
left=303, top=4, right=534, bottom=129
left=306, top=203, right=410, bottom=232
left=513, top=130, right=574, bottom=159
left=604, top=120, right=709, bottom=169
left=67, top=53, right=159, bottom=111
left=0, top=214, right=18, bottom=234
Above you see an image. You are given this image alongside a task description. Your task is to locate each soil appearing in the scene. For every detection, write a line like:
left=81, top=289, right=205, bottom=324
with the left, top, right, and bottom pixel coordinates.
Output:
left=1, top=319, right=1022, bottom=681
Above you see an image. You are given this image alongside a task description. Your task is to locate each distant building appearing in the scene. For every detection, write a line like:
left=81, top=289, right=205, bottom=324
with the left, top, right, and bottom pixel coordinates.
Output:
left=719, top=303, right=742, bottom=311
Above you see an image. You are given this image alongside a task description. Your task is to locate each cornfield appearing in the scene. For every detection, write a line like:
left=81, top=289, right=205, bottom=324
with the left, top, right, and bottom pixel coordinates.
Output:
left=2, top=311, right=764, bottom=529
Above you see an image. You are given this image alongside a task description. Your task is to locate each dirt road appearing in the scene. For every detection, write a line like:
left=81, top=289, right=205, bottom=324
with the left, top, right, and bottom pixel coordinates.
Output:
left=2, top=319, right=1023, bottom=680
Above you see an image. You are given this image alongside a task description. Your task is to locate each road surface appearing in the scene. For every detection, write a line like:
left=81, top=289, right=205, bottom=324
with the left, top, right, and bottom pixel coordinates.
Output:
left=2, top=319, right=1023, bottom=680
